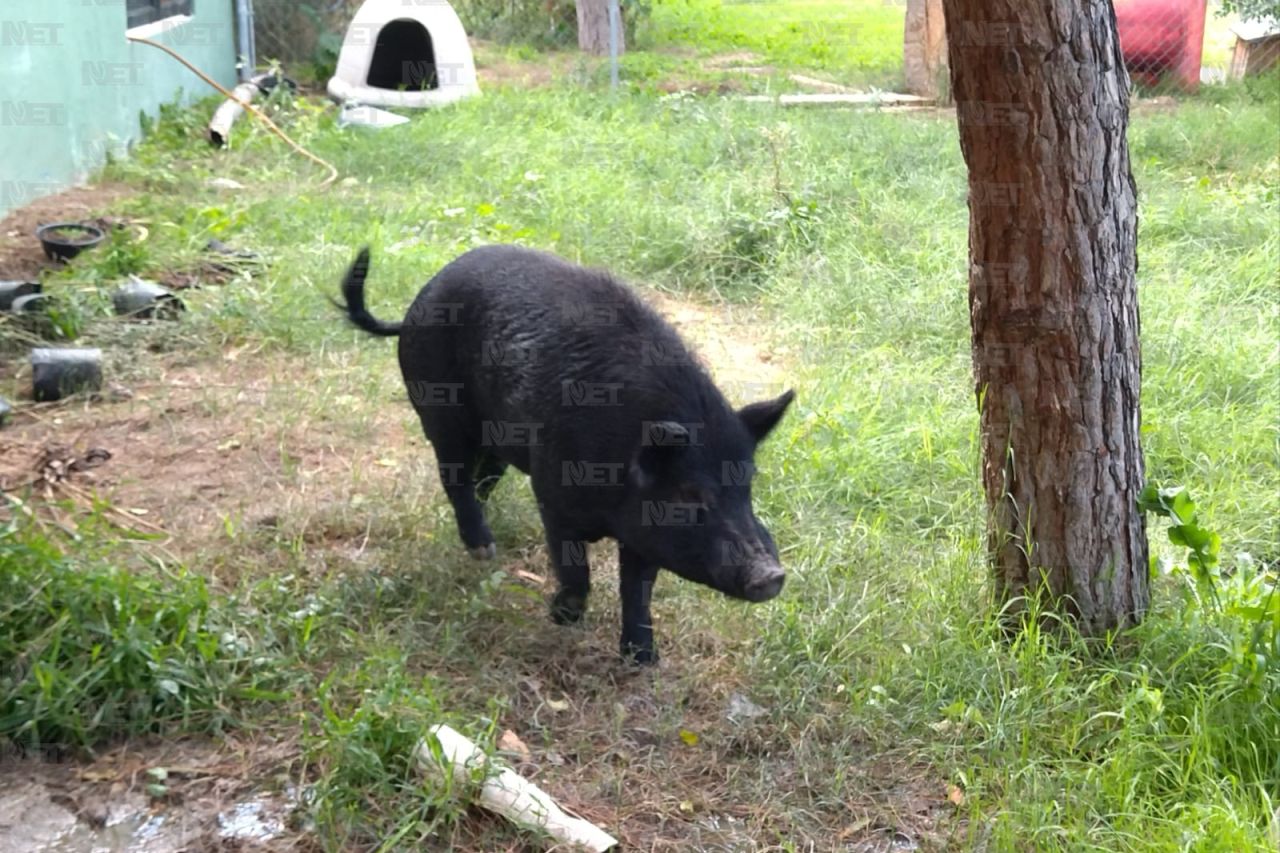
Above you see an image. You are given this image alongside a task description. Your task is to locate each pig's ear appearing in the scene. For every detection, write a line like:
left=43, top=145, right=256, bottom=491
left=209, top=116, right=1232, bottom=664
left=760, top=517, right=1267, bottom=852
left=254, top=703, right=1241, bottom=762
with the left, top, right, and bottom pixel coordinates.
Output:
left=738, top=389, right=795, bottom=444
left=629, top=421, right=690, bottom=488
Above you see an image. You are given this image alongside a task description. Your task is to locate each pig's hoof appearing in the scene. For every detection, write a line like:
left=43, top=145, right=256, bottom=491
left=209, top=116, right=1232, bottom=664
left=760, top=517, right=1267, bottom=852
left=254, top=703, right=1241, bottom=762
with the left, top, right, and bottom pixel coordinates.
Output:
left=467, top=543, right=497, bottom=561
left=550, top=591, right=586, bottom=625
left=621, top=643, right=658, bottom=666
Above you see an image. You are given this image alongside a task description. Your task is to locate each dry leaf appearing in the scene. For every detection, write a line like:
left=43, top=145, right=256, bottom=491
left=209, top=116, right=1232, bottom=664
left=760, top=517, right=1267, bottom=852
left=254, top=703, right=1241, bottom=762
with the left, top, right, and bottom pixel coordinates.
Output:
left=947, top=783, right=965, bottom=806
left=837, top=816, right=874, bottom=839
left=497, top=730, right=530, bottom=759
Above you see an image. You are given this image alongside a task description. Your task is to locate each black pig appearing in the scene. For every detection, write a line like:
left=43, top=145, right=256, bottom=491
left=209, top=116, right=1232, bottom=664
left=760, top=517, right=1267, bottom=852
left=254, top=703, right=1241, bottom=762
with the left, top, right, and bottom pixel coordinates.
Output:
left=336, top=244, right=794, bottom=663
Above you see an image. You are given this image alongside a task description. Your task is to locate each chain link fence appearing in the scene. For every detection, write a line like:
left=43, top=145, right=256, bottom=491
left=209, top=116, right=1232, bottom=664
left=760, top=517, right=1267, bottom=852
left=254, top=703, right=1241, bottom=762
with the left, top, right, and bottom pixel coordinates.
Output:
left=250, top=0, right=582, bottom=79
left=1116, top=0, right=1221, bottom=90
left=1113, top=0, right=1279, bottom=90
left=247, top=0, right=1271, bottom=93
left=251, top=0, right=362, bottom=70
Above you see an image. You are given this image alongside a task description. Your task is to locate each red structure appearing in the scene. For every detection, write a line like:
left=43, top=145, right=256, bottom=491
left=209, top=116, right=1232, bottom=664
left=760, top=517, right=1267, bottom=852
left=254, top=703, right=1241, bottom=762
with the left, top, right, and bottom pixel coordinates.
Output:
left=1114, top=0, right=1208, bottom=90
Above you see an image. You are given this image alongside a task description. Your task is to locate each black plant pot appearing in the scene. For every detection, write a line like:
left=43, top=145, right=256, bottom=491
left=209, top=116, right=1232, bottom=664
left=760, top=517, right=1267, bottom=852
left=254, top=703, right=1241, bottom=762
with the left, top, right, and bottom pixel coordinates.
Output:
left=10, top=292, right=49, bottom=314
left=112, top=277, right=184, bottom=319
left=31, top=347, right=103, bottom=402
left=35, top=222, right=105, bottom=263
left=0, top=280, right=41, bottom=311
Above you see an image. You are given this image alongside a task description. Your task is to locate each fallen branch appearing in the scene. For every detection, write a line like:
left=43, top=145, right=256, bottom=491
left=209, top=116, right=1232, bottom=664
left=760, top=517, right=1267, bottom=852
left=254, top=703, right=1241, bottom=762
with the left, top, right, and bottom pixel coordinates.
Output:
left=788, top=73, right=856, bottom=93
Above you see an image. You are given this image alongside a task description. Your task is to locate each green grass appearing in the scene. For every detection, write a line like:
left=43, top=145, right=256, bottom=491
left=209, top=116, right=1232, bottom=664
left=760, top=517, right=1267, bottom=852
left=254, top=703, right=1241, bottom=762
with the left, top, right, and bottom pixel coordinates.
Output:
left=3, top=37, right=1277, bottom=852
left=0, top=505, right=294, bottom=751
left=643, top=0, right=907, bottom=87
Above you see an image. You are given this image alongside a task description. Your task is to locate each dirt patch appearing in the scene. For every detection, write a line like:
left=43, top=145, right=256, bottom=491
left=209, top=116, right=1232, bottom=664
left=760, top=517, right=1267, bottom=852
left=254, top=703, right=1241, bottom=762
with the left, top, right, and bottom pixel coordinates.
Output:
left=655, top=78, right=747, bottom=95
left=647, top=291, right=789, bottom=403
left=0, top=287, right=786, bottom=560
left=704, top=51, right=766, bottom=69
left=0, top=350, right=419, bottom=564
left=0, top=183, right=133, bottom=281
left=471, top=40, right=582, bottom=89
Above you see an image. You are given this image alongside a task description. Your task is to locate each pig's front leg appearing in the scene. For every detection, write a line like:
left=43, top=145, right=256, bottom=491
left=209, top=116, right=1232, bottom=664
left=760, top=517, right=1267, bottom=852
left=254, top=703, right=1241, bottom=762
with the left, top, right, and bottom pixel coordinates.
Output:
left=618, top=545, right=659, bottom=664
left=547, top=526, right=591, bottom=625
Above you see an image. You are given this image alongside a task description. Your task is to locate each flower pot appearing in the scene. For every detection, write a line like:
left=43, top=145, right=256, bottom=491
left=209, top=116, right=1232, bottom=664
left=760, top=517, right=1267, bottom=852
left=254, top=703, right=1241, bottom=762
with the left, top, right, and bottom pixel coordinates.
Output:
left=35, top=222, right=106, bottom=263
left=31, top=347, right=103, bottom=402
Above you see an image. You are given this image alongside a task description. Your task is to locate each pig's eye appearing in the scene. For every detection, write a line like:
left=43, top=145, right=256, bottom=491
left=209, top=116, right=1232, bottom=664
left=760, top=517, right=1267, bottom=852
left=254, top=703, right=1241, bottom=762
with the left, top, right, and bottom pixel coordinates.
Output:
left=677, top=487, right=716, bottom=510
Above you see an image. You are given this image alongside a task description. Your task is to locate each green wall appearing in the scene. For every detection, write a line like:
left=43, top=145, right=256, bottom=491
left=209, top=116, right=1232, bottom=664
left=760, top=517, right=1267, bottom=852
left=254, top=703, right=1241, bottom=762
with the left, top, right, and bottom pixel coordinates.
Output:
left=0, top=1, right=238, bottom=219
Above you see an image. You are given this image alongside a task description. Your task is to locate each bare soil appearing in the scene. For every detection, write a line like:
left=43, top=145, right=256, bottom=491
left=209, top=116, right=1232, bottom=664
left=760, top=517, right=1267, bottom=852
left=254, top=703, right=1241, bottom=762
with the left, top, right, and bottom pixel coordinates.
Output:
left=0, top=183, right=133, bottom=281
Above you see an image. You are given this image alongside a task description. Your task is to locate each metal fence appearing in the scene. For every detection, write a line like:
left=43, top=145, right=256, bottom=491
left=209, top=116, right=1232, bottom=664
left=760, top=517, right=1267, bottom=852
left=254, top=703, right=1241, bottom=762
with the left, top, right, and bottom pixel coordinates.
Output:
left=1117, top=0, right=1218, bottom=90
left=247, top=0, right=1267, bottom=94
left=908, top=0, right=1260, bottom=98
left=251, top=0, right=363, bottom=68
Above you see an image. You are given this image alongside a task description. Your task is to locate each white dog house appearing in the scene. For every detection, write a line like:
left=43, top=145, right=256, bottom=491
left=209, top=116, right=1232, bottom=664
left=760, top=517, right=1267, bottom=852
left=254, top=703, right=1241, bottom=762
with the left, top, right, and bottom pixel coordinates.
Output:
left=327, top=0, right=480, bottom=108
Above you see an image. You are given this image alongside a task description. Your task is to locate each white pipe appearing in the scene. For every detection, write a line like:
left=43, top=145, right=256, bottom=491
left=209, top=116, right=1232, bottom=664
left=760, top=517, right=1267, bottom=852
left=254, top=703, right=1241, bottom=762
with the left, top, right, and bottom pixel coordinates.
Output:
left=207, top=79, right=261, bottom=146
left=417, top=725, right=618, bottom=851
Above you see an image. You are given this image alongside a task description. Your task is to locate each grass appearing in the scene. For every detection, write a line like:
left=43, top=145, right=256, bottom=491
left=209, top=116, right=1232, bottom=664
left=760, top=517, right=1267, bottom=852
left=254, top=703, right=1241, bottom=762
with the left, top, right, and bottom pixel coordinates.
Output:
left=643, top=0, right=908, bottom=88
left=1, top=9, right=1278, bottom=850
left=0, top=504, right=293, bottom=751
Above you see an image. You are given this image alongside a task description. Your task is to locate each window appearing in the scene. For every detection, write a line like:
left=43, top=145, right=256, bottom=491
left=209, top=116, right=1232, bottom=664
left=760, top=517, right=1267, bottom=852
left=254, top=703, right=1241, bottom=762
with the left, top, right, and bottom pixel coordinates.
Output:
left=127, top=0, right=194, bottom=30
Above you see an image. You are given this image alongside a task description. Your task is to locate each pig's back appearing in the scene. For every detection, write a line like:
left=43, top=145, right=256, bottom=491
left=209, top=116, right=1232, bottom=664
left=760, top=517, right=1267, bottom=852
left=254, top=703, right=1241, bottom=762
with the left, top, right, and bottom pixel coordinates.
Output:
left=403, top=244, right=717, bottom=422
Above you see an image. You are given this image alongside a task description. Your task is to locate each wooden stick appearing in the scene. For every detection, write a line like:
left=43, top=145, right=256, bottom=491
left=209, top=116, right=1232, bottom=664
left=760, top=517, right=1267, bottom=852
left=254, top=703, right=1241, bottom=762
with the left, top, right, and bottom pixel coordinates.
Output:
left=741, top=92, right=934, bottom=106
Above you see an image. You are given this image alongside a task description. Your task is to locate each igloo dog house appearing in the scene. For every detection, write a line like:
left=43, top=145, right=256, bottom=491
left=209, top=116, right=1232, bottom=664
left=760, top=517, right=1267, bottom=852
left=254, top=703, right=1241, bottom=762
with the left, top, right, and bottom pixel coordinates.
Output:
left=327, top=0, right=480, bottom=108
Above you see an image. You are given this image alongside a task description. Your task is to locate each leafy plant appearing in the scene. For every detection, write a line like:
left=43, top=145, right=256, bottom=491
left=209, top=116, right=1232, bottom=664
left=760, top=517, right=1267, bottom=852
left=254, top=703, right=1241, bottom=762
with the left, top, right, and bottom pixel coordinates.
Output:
left=1139, top=483, right=1279, bottom=692
left=0, top=505, right=286, bottom=752
left=299, top=3, right=344, bottom=81
left=1138, top=484, right=1222, bottom=603
left=454, top=0, right=579, bottom=48
left=1217, top=0, right=1280, bottom=21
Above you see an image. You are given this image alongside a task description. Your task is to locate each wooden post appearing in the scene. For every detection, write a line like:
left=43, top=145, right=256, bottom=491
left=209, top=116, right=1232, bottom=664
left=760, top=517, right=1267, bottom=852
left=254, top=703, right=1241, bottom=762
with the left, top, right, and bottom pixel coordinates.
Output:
left=904, top=0, right=949, bottom=100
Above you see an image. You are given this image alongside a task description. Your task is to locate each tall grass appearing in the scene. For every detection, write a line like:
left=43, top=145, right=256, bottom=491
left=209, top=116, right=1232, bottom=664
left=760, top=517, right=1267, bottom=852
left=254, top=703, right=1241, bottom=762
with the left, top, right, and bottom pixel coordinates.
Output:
left=0, top=505, right=291, bottom=751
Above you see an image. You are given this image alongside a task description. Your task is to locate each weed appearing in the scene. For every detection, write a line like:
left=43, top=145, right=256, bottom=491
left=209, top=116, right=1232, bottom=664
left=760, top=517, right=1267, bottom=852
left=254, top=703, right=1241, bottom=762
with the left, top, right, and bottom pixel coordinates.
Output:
left=0, top=503, right=289, bottom=752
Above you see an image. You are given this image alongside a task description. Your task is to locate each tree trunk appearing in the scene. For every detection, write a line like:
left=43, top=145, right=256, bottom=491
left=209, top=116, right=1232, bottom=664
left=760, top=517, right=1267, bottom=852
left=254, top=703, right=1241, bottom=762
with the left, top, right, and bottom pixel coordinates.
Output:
left=941, top=0, right=1150, bottom=633
left=576, top=0, right=624, bottom=56
left=904, top=0, right=949, bottom=100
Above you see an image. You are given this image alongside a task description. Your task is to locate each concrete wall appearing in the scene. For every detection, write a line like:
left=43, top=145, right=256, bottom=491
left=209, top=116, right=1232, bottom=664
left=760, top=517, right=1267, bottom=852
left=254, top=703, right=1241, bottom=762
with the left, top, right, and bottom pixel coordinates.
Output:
left=0, top=1, right=238, bottom=219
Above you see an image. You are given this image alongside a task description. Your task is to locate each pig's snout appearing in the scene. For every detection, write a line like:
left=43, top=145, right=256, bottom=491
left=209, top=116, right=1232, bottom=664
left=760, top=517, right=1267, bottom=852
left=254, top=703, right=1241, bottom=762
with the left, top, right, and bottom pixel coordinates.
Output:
left=741, top=564, right=785, bottom=602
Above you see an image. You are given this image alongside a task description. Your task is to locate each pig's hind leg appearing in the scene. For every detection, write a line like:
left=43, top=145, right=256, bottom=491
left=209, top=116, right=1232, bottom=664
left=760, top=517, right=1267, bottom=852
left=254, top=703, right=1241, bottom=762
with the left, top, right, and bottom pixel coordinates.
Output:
left=473, top=454, right=508, bottom=502
left=418, top=415, right=497, bottom=560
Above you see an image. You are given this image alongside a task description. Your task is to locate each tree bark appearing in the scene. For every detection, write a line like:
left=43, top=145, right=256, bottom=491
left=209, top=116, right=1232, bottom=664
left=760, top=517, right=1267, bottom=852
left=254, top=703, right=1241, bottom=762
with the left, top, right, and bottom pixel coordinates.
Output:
left=576, top=0, right=624, bottom=56
left=941, top=0, right=1150, bottom=633
left=904, top=0, right=949, bottom=100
